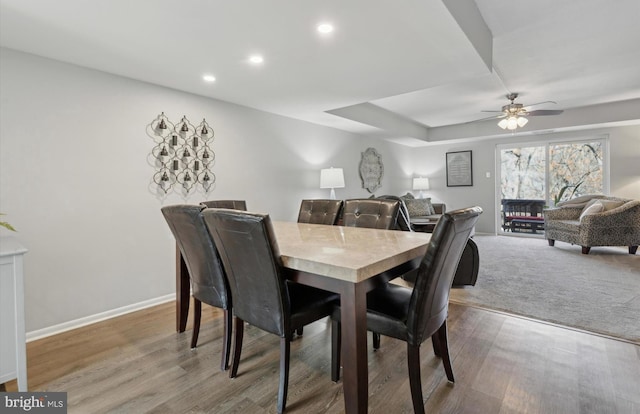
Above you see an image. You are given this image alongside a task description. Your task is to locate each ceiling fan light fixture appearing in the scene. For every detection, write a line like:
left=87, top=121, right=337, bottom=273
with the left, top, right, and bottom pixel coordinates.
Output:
left=517, top=116, right=528, bottom=127
left=498, top=115, right=528, bottom=130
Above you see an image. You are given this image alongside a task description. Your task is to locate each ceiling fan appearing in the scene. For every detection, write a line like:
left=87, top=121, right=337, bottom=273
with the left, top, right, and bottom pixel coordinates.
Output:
left=481, top=93, right=564, bottom=130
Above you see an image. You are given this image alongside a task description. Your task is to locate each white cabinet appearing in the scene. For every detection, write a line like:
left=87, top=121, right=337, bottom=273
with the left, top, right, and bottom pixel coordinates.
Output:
left=0, top=237, right=28, bottom=391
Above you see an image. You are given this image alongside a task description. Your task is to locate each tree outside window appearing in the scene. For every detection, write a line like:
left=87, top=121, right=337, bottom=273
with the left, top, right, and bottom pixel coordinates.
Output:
left=500, top=140, right=605, bottom=205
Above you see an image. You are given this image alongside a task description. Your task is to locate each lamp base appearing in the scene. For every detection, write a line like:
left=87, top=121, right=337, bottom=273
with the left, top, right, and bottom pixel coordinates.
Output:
left=329, top=188, right=336, bottom=200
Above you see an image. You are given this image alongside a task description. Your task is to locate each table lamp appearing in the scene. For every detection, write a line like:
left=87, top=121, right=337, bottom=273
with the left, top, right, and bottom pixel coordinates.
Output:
left=320, top=168, right=345, bottom=199
left=412, top=177, right=430, bottom=198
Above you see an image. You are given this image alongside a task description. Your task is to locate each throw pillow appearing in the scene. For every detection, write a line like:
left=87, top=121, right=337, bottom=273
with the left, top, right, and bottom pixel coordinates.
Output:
left=579, top=201, right=604, bottom=221
left=598, top=199, right=625, bottom=211
left=425, top=198, right=435, bottom=215
left=405, top=198, right=435, bottom=217
left=399, top=192, right=415, bottom=203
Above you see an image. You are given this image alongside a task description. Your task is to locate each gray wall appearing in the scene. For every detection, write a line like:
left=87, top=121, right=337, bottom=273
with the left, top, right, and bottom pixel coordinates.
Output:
left=0, top=48, right=409, bottom=334
left=1, top=47, right=639, bottom=335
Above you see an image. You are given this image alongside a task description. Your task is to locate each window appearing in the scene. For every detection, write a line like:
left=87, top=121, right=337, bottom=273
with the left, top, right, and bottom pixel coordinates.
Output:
left=497, top=137, right=608, bottom=234
left=548, top=141, right=604, bottom=205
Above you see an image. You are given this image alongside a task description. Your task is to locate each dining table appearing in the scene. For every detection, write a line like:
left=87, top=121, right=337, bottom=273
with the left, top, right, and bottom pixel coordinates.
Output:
left=175, top=221, right=431, bottom=414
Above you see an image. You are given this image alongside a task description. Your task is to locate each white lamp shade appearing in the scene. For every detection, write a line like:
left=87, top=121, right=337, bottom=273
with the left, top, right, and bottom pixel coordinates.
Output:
left=320, top=168, right=345, bottom=189
left=412, top=177, right=430, bottom=191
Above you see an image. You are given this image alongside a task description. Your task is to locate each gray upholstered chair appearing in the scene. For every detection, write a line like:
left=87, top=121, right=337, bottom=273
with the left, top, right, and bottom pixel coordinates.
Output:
left=202, top=209, right=339, bottom=414
left=297, top=199, right=343, bottom=225
left=331, top=207, right=483, bottom=414
left=200, top=200, right=247, bottom=210
left=342, top=198, right=400, bottom=230
left=161, top=204, right=232, bottom=371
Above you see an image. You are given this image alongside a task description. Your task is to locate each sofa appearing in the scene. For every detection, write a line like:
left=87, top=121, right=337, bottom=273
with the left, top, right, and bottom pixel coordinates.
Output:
left=544, top=195, right=640, bottom=254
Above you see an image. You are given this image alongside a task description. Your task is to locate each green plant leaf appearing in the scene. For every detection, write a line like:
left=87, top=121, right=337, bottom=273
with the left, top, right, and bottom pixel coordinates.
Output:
left=0, top=214, right=17, bottom=232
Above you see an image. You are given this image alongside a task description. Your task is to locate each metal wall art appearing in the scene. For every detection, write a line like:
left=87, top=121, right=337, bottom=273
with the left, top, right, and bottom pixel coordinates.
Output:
left=359, top=147, right=384, bottom=193
left=148, top=112, right=216, bottom=195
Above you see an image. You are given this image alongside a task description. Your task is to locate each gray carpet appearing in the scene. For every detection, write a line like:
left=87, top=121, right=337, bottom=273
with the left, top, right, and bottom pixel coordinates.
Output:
left=449, top=234, right=640, bottom=343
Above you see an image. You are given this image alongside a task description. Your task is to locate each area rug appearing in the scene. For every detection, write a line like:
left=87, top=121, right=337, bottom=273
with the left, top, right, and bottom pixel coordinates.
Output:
left=449, top=234, right=640, bottom=343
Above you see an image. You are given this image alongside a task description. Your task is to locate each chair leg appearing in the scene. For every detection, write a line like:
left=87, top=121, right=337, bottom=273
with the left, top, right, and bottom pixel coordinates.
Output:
left=191, top=299, right=202, bottom=349
left=407, top=344, right=425, bottom=414
left=296, top=327, right=303, bottom=336
left=229, top=317, right=244, bottom=379
left=431, top=333, right=441, bottom=357
left=221, top=309, right=232, bottom=371
left=372, top=332, right=381, bottom=350
left=331, top=319, right=341, bottom=382
left=277, top=337, right=291, bottom=414
left=582, top=246, right=591, bottom=254
left=437, top=321, right=455, bottom=383
left=630, top=246, right=638, bottom=255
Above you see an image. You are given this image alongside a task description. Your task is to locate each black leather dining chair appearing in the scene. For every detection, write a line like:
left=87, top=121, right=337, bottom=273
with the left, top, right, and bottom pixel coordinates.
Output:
left=331, top=206, right=482, bottom=414
left=202, top=209, right=339, bottom=414
left=342, top=198, right=400, bottom=229
left=297, top=199, right=343, bottom=225
left=200, top=199, right=247, bottom=210
left=161, top=204, right=232, bottom=371
left=342, top=198, right=402, bottom=347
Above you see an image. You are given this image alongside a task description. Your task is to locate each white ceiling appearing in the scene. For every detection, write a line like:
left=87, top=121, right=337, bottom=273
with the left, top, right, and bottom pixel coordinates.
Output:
left=2, top=0, right=639, bottom=146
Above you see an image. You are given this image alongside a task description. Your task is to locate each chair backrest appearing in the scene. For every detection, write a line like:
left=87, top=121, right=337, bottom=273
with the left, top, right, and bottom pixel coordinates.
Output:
left=297, top=199, right=343, bottom=225
left=202, top=209, right=290, bottom=337
left=342, top=199, right=400, bottom=230
left=407, top=206, right=482, bottom=346
left=376, top=195, right=412, bottom=231
left=161, top=205, right=230, bottom=309
left=200, top=200, right=247, bottom=210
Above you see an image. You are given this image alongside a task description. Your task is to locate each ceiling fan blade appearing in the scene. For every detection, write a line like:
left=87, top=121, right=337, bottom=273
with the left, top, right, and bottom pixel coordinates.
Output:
left=523, top=100, right=557, bottom=109
left=466, top=113, right=506, bottom=123
left=526, top=109, right=564, bottom=116
left=481, top=110, right=504, bottom=113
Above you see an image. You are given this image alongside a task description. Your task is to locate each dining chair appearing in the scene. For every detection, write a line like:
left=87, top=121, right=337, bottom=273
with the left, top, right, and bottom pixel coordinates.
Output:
left=342, top=198, right=400, bottom=229
left=342, top=198, right=402, bottom=346
left=297, top=199, right=343, bottom=225
left=375, top=195, right=412, bottom=231
left=200, top=199, right=247, bottom=210
left=294, top=198, right=343, bottom=336
left=331, top=206, right=482, bottom=414
left=202, top=209, right=339, bottom=414
left=161, top=204, right=232, bottom=371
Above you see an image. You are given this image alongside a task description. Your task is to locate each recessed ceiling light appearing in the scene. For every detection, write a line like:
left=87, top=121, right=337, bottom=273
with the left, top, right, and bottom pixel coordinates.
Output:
left=317, top=23, right=334, bottom=34
left=202, top=74, right=216, bottom=82
left=249, top=55, right=264, bottom=64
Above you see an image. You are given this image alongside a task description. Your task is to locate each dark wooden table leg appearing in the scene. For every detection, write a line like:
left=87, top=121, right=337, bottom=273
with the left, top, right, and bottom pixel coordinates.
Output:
left=340, top=283, right=368, bottom=414
left=176, top=245, right=190, bottom=333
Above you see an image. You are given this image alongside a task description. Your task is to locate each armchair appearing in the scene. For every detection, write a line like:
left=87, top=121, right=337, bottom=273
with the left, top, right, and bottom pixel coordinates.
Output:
left=544, top=196, right=640, bottom=254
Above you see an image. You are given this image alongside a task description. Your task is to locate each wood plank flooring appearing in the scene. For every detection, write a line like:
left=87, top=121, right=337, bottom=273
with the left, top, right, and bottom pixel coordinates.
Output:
left=4, top=302, right=639, bottom=413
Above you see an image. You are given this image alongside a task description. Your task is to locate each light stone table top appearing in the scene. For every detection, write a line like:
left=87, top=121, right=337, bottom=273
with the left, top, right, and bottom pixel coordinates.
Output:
left=272, top=222, right=431, bottom=283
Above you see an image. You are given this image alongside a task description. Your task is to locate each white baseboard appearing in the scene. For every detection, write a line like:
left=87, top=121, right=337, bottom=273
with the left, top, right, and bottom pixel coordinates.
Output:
left=26, top=293, right=176, bottom=342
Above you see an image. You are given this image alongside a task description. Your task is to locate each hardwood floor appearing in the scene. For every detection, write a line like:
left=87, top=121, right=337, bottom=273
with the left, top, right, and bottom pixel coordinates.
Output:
left=5, top=302, right=639, bottom=413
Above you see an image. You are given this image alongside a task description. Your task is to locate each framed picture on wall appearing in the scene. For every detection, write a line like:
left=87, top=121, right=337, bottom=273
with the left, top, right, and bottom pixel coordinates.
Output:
left=446, top=150, right=473, bottom=187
